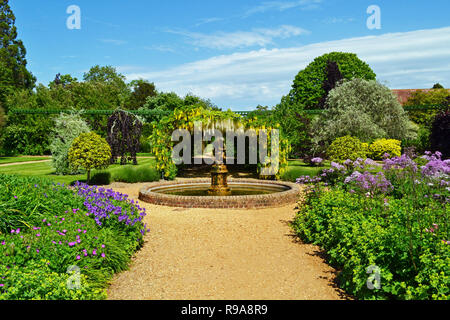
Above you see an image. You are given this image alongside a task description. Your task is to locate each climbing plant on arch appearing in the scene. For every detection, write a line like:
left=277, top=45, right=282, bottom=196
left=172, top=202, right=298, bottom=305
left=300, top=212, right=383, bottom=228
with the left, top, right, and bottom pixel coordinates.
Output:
left=149, top=105, right=290, bottom=180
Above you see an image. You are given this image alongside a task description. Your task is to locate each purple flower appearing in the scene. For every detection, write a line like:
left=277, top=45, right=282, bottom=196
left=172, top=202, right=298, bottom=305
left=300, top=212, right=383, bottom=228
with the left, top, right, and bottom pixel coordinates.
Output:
left=383, top=154, right=417, bottom=172
left=345, top=171, right=393, bottom=196
left=421, top=157, right=450, bottom=178
left=296, top=175, right=322, bottom=185
left=311, top=157, right=324, bottom=165
left=330, top=162, right=345, bottom=171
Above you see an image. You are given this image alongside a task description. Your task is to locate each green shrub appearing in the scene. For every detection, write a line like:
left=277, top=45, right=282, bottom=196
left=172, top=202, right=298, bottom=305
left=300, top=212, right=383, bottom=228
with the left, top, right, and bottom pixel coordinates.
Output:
left=49, top=111, right=91, bottom=175
left=402, top=126, right=431, bottom=155
left=68, top=132, right=111, bottom=184
left=89, top=171, right=111, bottom=185
left=312, top=78, right=417, bottom=150
left=430, top=110, right=450, bottom=159
left=293, top=188, right=449, bottom=300
left=0, top=174, right=149, bottom=299
left=271, top=95, right=312, bottom=157
left=404, top=88, right=449, bottom=125
left=0, top=260, right=106, bottom=300
left=112, top=166, right=160, bottom=183
left=369, top=139, right=402, bottom=160
left=139, top=136, right=152, bottom=154
left=0, top=124, right=51, bottom=156
left=327, top=136, right=367, bottom=162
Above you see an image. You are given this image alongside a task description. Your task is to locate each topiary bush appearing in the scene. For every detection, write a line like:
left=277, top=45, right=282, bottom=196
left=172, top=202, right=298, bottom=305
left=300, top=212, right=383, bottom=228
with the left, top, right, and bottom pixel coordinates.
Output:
left=289, top=52, right=376, bottom=109
left=89, top=171, right=112, bottom=186
left=369, top=139, right=402, bottom=160
left=68, top=132, right=111, bottom=184
left=49, top=111, right=91, bottom=175
left=430, top=110, right=450, bottom=159
left=327, top=135, right=368, bottom=162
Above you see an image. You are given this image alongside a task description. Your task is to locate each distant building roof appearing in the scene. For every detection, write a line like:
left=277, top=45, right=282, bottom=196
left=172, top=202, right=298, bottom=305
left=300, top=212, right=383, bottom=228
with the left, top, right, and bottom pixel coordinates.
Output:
left=392, top=89, right=450, bottom=105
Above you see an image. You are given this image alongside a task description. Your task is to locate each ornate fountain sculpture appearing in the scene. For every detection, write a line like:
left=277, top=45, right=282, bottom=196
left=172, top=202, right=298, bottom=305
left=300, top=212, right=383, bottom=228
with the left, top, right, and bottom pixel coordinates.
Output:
left=207, top=133, right=231, bottom=196
left=208, top=163, right=231, bottom=196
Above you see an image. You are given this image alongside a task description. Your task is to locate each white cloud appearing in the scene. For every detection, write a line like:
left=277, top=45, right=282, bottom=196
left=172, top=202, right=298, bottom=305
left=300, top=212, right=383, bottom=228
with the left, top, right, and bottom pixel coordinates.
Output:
left=195, top=17, right=224, bottom=27
left=322, top=17, right=356, bottom=24
left=100, top=39, right=127, bottom=46
left=144, top=45, right=176, bottom=53
left=245, top=0, right=322, bottom=16
left=166, top=25, right=309, bottom=50
left=124, top=26, right=450, bottom=110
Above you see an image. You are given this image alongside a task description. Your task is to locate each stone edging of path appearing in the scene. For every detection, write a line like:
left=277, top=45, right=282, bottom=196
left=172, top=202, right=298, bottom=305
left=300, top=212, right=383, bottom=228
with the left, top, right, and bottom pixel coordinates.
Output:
left=139, top=178, right=301, bottom=209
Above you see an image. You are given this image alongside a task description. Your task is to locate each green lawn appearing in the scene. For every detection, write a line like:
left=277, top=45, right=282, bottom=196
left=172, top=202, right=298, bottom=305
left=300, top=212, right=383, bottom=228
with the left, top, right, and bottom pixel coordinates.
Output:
left=0, top=156, right=50, bottom=165
left=0, top=158, right=157, bottom=185
left=280, top=160, right=329, bottom=182
left=136, top=153, right=153, bottom=157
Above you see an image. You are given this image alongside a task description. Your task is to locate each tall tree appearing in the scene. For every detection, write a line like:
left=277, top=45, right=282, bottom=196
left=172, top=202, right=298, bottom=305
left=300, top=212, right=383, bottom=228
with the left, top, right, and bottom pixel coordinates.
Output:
left=83, top=65, right=127, bottom=89
left=317, top=60, right=343, bottom=109
left=432, top=83, right=444, bottom=89
left=0, top=105, right=5, bottom=130
left=0, top=0, right=35, bottom=109
left=49, top=73, right=78, bottom=88
left=83, top=65, right=129, bottom=108
left=127, top=79, right=157, bottom=110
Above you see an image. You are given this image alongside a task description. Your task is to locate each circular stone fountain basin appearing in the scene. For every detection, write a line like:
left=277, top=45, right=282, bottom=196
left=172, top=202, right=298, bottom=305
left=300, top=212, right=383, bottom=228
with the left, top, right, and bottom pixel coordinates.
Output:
left=139, top=178, right=300, bottom=209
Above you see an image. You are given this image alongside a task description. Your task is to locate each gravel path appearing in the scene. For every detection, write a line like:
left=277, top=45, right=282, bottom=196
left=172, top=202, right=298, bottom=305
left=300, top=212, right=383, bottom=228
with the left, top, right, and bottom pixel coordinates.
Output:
left=106, top=183, right=347, bottom=300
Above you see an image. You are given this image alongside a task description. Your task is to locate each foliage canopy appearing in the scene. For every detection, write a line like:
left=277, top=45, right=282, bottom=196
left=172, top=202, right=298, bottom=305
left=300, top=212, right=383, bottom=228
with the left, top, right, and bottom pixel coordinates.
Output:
left=288, top=52, right=376, bottom=109
left=0, top=0, right=35, bottom=108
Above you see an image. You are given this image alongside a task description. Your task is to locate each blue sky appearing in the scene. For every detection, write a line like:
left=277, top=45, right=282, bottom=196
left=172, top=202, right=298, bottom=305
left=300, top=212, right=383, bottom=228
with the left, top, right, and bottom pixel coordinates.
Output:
left=9, top=0, right=450, bottom=110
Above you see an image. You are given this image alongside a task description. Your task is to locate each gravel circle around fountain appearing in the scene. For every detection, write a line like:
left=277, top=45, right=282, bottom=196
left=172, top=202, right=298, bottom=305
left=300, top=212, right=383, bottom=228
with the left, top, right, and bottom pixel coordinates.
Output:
left=139, top=178, right=301, bottom=209
left=107, top=182, right=348, bottom=300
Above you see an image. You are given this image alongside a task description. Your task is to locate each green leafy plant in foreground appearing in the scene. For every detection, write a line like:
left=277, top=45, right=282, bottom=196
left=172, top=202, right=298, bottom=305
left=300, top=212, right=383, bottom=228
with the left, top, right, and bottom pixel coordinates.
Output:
left=293, top=152, right=449, bottom=300
left=0, top=174, right=149, bottom=300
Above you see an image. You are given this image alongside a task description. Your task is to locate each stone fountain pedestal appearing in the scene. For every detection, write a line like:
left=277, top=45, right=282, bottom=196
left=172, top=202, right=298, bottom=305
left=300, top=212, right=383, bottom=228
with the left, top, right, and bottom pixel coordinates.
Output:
left=208, top=164, right=231, bottom=196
